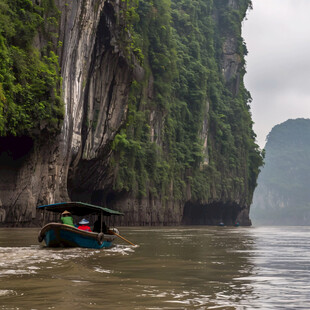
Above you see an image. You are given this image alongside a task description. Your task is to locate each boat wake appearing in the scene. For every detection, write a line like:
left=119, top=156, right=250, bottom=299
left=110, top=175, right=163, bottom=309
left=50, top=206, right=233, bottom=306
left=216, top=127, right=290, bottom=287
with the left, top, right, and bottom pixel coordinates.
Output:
left=105, top=244, right=136, bottom=256
left=0, top=244, right=136, bottom=277
left=0, top=289, right=16, bottom=297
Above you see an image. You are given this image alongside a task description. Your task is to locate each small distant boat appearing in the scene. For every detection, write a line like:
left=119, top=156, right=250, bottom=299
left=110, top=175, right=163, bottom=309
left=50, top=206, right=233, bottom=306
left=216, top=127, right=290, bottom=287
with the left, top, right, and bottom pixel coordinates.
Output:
left=37, top=202, right=123, bottom=249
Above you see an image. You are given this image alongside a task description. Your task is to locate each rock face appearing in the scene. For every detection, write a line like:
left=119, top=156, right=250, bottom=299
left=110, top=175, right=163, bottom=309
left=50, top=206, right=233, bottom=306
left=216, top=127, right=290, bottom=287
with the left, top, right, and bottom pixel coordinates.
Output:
left=0, top=0, right=134, bottom=225
left=0, top=0, right=260, bottom=226
left=57, top=0, right=135, bottom=201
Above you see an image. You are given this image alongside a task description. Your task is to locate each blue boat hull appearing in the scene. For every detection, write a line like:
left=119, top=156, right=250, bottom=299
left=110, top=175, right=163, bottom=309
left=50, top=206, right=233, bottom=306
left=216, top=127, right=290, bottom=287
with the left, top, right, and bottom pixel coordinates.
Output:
left=38, top=223, right=116, bottom=249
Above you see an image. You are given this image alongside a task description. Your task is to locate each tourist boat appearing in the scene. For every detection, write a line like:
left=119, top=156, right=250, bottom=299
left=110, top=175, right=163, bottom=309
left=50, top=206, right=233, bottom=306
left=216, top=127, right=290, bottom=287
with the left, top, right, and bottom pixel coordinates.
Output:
left=37, top=202, right=123, bottom=249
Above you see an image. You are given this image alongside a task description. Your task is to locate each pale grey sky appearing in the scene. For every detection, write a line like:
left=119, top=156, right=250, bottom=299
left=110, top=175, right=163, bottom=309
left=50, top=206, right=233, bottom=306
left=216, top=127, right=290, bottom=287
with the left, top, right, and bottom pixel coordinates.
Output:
left=242, top=0, right=310, bottom=148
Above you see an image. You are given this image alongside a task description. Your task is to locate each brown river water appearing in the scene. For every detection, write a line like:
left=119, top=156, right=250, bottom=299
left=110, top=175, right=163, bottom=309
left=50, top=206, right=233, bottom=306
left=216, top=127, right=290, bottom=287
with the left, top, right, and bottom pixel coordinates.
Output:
left=0, top=226, right=310, bottom=309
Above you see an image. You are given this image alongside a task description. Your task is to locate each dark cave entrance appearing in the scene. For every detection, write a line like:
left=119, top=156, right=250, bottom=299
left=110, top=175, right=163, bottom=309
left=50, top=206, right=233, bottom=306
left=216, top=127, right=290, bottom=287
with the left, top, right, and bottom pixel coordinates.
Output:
left=0, top=135, right=34, bottom=162
left=0, top=135, right=34, bottom=193
left=182, top=201, right=241, bottom=226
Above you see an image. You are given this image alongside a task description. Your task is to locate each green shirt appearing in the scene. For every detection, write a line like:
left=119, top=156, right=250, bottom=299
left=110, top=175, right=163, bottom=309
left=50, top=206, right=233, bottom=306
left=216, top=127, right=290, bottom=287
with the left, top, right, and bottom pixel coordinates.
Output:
left=61, top=216, right=74, bottom=226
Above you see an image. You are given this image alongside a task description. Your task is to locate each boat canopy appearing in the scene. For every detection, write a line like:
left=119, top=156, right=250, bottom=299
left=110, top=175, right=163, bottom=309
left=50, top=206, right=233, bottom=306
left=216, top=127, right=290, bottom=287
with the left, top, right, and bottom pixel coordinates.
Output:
left=37, top=202, right=124, bottom=216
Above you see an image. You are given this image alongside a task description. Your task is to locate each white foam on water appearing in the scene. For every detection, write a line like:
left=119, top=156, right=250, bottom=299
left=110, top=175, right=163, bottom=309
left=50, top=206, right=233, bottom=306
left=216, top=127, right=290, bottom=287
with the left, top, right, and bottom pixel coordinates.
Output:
left=27, top=266, right=40, bottom=270
left=0, top=289, right=16, bottom=297
left=93, top=267, right=113, bottom=274
left=0, top=246, right=96, bottom=277
left=139, top=287, right=213, bottom=308
left=105, top=244, right=135, bottom=256
left=0, top=243, right=137, bottom=277
left=1, top=269, right=36, bottom=276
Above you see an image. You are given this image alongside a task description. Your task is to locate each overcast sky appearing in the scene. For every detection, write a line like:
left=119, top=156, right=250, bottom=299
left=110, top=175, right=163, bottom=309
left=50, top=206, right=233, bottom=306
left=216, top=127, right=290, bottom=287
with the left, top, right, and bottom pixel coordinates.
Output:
left=242, top=0, right=310, bottom=148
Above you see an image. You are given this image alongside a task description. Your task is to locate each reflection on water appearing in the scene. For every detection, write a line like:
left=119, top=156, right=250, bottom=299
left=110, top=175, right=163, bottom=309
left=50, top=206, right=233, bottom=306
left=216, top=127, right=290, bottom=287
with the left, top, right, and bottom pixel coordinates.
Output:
left=0, top=226, right=309, bottom=309
left=235, top=227, right=310, bottom=309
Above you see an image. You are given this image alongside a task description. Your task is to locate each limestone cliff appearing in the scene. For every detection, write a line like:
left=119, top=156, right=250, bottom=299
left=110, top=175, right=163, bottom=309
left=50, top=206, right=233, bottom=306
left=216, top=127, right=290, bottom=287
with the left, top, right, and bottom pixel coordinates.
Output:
left=107, top=0, right=261, bottom=226
left=0, top=0, right=135, bottom=225
left=251, top=119, right=310, bottom=225
left=0, top=0, right=262, bottom=226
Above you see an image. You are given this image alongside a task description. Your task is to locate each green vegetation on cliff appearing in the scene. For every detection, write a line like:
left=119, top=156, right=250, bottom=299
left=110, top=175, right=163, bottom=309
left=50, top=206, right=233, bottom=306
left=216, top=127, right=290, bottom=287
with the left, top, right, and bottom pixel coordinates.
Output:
left=251, top=119, right=310, bottom=225
left=0, top=0, right=262, bottom=214
left=0, top=0, right=63, bottom=138
left=112, top=0, right=263, bottom=206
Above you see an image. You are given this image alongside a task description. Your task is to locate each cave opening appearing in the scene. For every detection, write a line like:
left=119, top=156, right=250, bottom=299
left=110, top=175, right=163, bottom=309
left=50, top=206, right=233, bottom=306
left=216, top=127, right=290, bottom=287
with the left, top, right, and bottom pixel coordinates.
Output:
left=0, top=136, right=34, bottom=190
left=182, top=201, right=241, bottom=226
left=0, top=135, right=34, bottom=164
left=96, top=2, right=115, bottom=51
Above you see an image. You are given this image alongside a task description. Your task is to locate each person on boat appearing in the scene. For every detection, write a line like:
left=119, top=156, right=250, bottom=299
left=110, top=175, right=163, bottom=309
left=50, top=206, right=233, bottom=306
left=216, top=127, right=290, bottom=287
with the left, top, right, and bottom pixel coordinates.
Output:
left=78, top=219, right=92, bottom=232
left=93, top=216, right=108, bottom=233
left=61, top=210, right=75, bottom=227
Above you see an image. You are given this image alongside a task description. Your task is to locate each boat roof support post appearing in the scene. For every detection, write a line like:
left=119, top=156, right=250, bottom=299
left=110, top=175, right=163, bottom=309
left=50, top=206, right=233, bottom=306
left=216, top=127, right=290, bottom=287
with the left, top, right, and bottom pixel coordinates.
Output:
left=100, top=210, right=103, bottom=232
left=42, top=210, right=46, bottom=227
